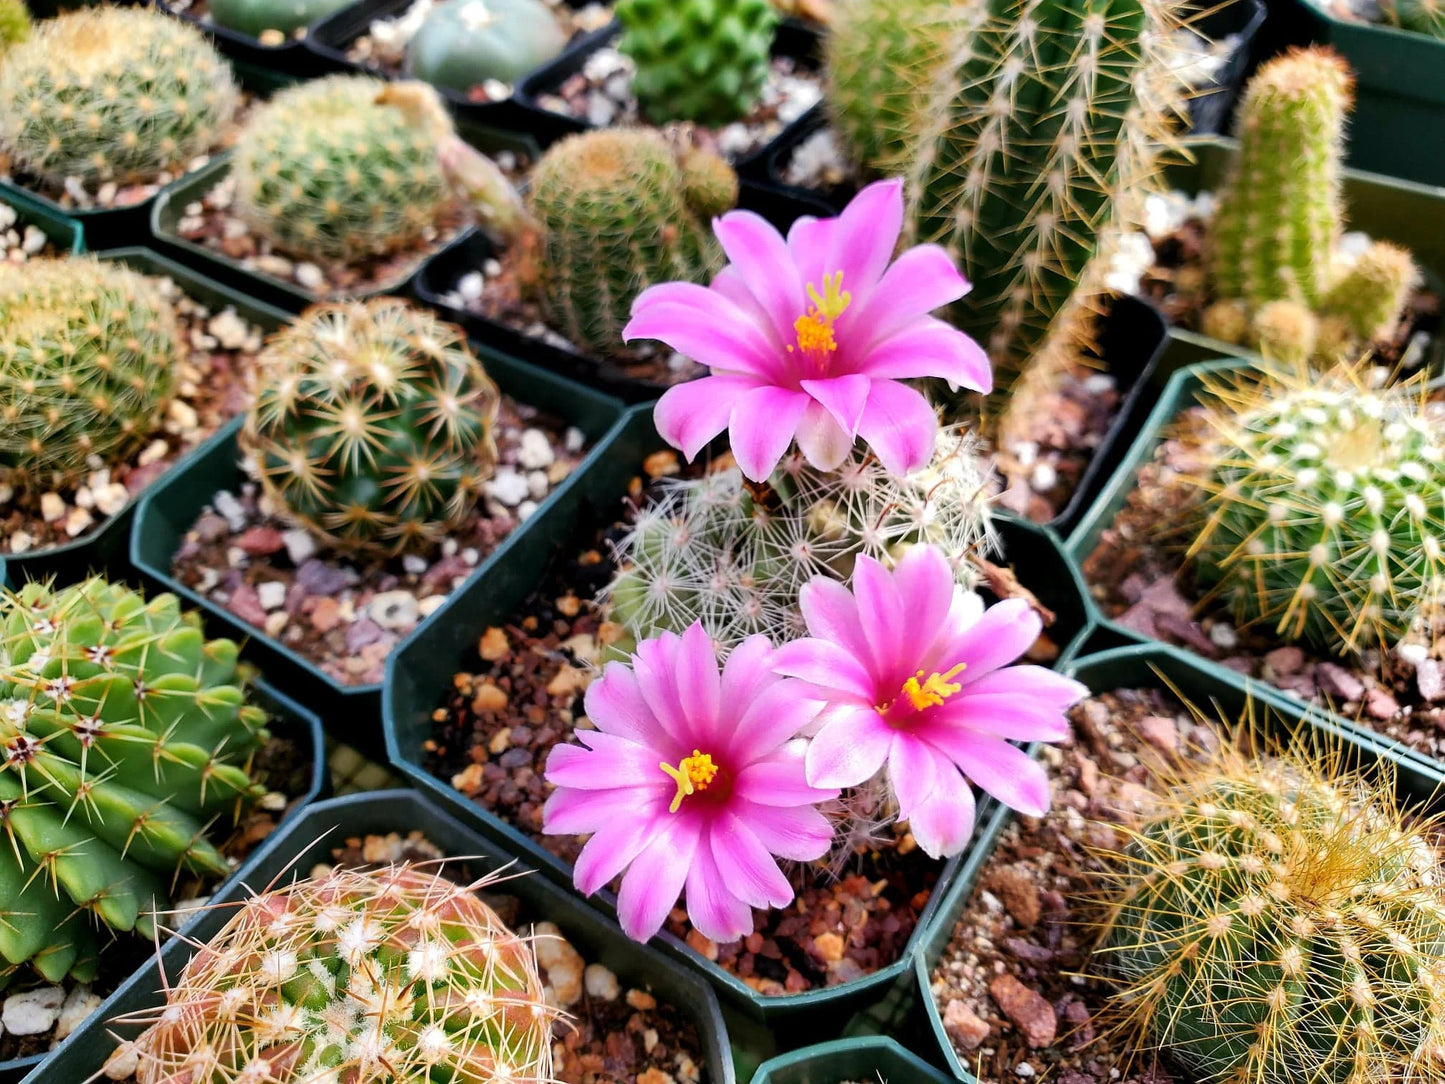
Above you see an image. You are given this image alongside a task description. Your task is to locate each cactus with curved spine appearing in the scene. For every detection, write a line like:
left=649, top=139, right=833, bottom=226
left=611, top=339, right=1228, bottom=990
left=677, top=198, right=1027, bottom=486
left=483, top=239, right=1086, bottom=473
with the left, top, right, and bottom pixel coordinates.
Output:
left=110, top=863, right=558, bottom=1084
left=0, top=577, right=267, bottom=988
left=0, top=256, right=179, bottom=489
left=0, top=7, right=237, bottom=187
left=242, top=298, right=500, bottom=558
left=405, top=0, right=569, bottom=91
left=528, top=128, right=730, bottom=357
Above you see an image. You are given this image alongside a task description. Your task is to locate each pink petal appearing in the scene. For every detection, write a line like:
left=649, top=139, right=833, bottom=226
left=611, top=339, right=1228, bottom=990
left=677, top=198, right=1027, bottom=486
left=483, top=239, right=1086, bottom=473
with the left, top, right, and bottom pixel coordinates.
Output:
left=958, top=665, right=1089, bottom=708
left=739, top=800, right=834, bottom=861
left=906, top=762, right=976, bottom=859
left=713, top=210, right=805, bottom=347
left=851, top=555, right=907, bottom=682
left=654, top=374, right=763, bottom=462
left=572, top=817, right=656, bottom=896
left=770, top=638, right=876, bottom=705
left=935, top=598, right=1043, bottom=681
left=861, top=316, right=992, bottom=393
left=675, top=622, right=723, bottom=747
left=625, top=283, right=780, bottom=377
left=544, top=733, right=667, bottom=791
left=887, top=735, right=941, bottom=824
left=720, top=635, right=776, bottom=708
left=544, top=785, right=663, bottom=837
left=615, top=819, right=700, bottom=942
left=793, top=401, right=855, bottom=472
left=797, top=576, right=872, bottom=670
left=804, top=705, right=892, bottom=789
left=849, top=244, right=970, bottom=346
left=734, top=744, right=839, bottom=807
left=831, top=179, right=904, bottom=297
left=787, top=215, right=833, bottom=293
left=728, top=384, right=811, bottom=482
left=583, top=661, right=676, bottom=746
left=888, top=545, right=959, bottom=660
left=854, top=379, right=938, bottom=477
left=709, top=811, right=794, bottom=909
left=727, top=678, right=824, bottom=766
left=922, top=728, right=1051, bottom=817
left=631, top=632, right=692, bottom=742
left=929, top=693, right=1072, bottom=742
left=683, top=842, right=757, bottom=945
left=711, top=266, right=787, bottom=353
left=800, top=373, right=871, bottom=438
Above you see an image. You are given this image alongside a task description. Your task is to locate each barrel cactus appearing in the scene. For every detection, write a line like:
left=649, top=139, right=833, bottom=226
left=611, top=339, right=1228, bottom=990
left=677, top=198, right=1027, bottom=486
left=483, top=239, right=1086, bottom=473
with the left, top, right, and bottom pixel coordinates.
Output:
left=0, top=578, right=267, bottom=987
left=209, top=0, right=354, bottom=38
left=0, top=256, right=179, bottom=489
left=1094, top=747, right=1445, bottom=1083
left=406, top=0, right=569, bottom=92
left=528, top=128, right=730, bottom=357
left=109, top=864, right=558, bottom=1084
left=242, top=298, right=500, bottom=558
left=0, top=7, right=238, bottom=187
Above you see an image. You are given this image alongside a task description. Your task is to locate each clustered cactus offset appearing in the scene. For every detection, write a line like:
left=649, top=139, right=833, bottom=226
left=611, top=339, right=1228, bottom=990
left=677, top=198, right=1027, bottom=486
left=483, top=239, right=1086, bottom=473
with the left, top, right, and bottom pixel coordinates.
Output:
left=109, top=864, right=558, bottom=1084
left=0, top=7, right=238, bottom=187
left=242, top=297, right=500, bottom=558
left=0, top=578, right=267, bottom=987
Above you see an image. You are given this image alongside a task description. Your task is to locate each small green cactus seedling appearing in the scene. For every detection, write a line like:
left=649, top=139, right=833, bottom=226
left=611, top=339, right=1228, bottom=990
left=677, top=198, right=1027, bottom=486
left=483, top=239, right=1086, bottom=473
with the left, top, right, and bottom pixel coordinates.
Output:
left=528, top=128, right=730, bottom=357
left=616, top=0, right=779, bottom=126
left=0, top=256, right=179, bottom=489
left=406, top=0, right=569, bottom=92
left=110, top=864, right=559, bottom=1083
left=242, top=298, right=500, bottom=558
left=0, top=577, right=267, bottom=987
left=0, top=0, right=30, bottom=54
left=1320, top=241, right=1420, bottom=345
left=209, top=0, right=354, bottom=38
left=0, top=7, right=238, bottom=187
left=1384, top=0, right=1445, bottom=38
left=1189, top=367, right=1445, bottom=654
left=1094, top=742, right=1445, bottom=1084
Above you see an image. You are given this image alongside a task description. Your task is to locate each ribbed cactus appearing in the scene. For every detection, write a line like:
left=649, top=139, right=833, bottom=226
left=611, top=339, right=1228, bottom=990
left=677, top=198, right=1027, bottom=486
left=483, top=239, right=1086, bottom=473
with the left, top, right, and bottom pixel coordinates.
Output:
left=0, top=7, right=238, bottom=187
left=528, top=128, right=730, bottom=357
left=1189, top=369, right=1445, bottom=654
left=1384, top=0, right=1445, bottom=39
left=111, top=864, right=557, bottom=1084
left=242, top=298, right=500, bottom=558
left=406, top=0, right=569, bottom=91
left=0, top=578, right=267, bottom=988
left=606, top=424, right=993, bottom=651
left=208, top=0, right=354, bottom=38
left=1320, top=241, right=1419, bottom=344
left=616, top=0, right=778, bottom=126
left=1094, top=746, right=1445, bottom=1084
left=232, top=76, right=458, bottom=265
left=0, top=257, right=179, bottom=488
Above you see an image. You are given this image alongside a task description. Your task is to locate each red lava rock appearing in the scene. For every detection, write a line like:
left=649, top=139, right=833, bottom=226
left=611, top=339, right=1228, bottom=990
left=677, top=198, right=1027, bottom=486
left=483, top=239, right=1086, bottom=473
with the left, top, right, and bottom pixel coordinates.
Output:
left=226, top=584, right=267, bottom=626
left=988, top=973, right=1056, bottom=1048
left=1315, top=661, right=1366, bottom=702
left=986, top=866, right=1040, bottom=929
left=1263, top=646, right=1306, bottom=675
left=237, top=526, right=285, bottom=556
left=1136, top=714, right=1178, bottom=754
left=942, top=999, right=990, bottom=1050
left=308, top=596, right=342, bottom=633
left=1365, top=686, right=1401, bottom=719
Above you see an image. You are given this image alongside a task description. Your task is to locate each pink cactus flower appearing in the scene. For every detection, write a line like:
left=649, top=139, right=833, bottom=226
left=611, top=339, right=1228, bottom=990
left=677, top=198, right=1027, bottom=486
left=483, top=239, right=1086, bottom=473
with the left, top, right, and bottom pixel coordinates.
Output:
left=772, top=545, right=1087, bottom=859
left=623, top=178, right=991, bottom=482
left=543, top=623, right=839, bottom=944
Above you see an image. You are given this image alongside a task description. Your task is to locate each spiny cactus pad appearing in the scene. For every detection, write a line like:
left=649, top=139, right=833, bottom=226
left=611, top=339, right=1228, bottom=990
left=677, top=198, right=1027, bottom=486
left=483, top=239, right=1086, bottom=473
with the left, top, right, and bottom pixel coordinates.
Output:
left=116, top=864, right=557, bottom=1084
left=0, top=7, right=238, bottom=186
left=0, top=578, right=267, bottom=987
left=243, top=298, right=500, bottom=558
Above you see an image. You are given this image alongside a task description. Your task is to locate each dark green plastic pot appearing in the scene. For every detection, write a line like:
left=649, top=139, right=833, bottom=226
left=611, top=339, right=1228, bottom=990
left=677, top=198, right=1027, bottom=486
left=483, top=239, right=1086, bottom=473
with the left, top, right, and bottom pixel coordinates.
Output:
left=380, top=403, right=1095, bottom=1033
left=156, top=0, right=352, bottom=78
left=912, top=641, right=1445, bottom=1082
left=2, top=247, right=292, bottom=588
left=752, top=1036, right=957, bottom=1084
left=23, top=789, right=735, bottom=1084
left=129, top=350, right=626, bottom=759
left=0, top=187, right=84, bottom=254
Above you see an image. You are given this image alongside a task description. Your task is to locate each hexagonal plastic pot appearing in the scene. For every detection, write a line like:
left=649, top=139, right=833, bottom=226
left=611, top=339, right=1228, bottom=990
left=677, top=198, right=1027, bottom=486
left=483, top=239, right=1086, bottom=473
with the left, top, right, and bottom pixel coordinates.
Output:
left=0, top=186, right=84, bottom=254
left=751, top=1036, right=957, bottom=1084
left=155, top=0, right=355, bottom=78
left=22, top=789, right=735, bottom=1084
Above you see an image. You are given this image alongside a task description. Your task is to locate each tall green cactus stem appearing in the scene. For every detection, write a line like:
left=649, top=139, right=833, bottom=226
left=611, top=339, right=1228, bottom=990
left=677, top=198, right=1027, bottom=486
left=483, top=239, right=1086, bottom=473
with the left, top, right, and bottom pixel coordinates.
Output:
left=1209, top=48, right=1352, bottom=311
left=1320, top=241, right=1419, bottom=344
left=111, top=864, right=558, bottom=1083
left=0, top=7, right=238, bottom=187
left=529, top=128, right=730, bottom=357
left=232, top=76, right=458, bottom=264
left=209, top=0, right=354, bottom=38
left=1094, top=746, right=1445, bottom=1084
left=0, top=257, right=179, bottom=488
left=406, top=0, right=569, bottom=91
left=0, top=578, right=267, bottom=987
left=616, top=0, right=779, bottom=126
left=243, top=298, right=500, bottom=558
left=1189, top=368, right=1445, bottom=654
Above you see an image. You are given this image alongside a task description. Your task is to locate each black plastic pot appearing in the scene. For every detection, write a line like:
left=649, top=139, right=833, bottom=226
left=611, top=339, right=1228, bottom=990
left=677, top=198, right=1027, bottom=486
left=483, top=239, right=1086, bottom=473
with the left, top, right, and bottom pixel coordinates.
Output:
left=129, top=349, right=627, bottom=760
left=1, top=247, right=293, bottom=588
left=752, top=1036, right=957, bottom=1084
left=1186, top=0, right=1267, bottom=135
left=156, top=0, right=353, bottom=78
left=0, top=186, right=84, bottom=254
left=22, top=789, right=735, bottom=1084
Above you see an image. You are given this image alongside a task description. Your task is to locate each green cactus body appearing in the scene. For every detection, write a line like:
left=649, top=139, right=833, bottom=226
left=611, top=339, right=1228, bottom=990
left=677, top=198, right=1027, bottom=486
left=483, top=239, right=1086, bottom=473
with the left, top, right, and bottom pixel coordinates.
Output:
left=1319, top=240, right=1419, bottom=345
left=1098, top=755, right=1445, bottom=1084
left=1209, top=48, right=1352, bottom=311
left=1191, top=372, right=1445, bottom=654
left=616, top=0, right=778, bottom=126
left=209, top=0, right=354, bottom=38
left=243, top=298, right=500, bottom=558
left=529, top=128, right=730, bottom=357
left=0, top=7, right=238, bottom=187
left=116, top=864, right=557, bottom=1083
left=0, top=578, right=266, bottom=986
left=0, top=257, right=178, bottom=488
left=1386, top=0, right=1445, bottom=37
left=232, top=76, right=457, bottom=264
left=0, top=0, right=29, bottom=54
left=405, top=0, right=569, bottom=92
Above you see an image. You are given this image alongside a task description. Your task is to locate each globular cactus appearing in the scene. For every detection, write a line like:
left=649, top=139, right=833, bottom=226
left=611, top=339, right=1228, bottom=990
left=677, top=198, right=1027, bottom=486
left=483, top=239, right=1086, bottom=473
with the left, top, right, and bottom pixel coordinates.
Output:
left=0, top=256, right=179, bottom=489
left=0, top=0, right=29, bottom=54
left=232, top=76, right=459, bottom=265
left=242, top=298, right=500, bottom=558
left=1320, top=241, right=1420, bottom=345
left=1189, top=368, right=1445, bottom=654
left=528, top=128, right=731, bottom=357
left=606, top=424, right=993, bottom=651
left=1383, top=0, right=1445, bottom=38
left=615, top=0, right=779, bottom=126
left=406, top=0, right=569, bottom=92
left=209, top=0, right=354, bottom=39
left=109, top=864, right=558, bottom=1084
left=1094, top=745, right=1445, bottom=1084
left=0, top=578, right=267, bottom=987
left=0, top=7, right=238, bottom=187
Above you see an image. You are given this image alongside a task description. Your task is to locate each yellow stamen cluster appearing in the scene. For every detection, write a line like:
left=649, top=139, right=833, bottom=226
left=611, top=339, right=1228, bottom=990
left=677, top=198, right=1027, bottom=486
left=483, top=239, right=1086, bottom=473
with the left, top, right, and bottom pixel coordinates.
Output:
left=788, top=271, right=852, bottom=359
left=880, top=662, right=969, bottom=715
left=660, top=749, right=719, bottom=813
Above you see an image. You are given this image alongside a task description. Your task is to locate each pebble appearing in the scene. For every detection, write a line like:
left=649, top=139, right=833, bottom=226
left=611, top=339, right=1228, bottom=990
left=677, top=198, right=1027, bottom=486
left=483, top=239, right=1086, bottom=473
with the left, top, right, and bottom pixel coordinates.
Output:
left=3, top=986, right=64, bottom=1035
left=294, top=262, right=325, bottom=290
left=93, top=483, right=130, bottom=516
left=526, top=470, right=550, bottom=501
left=264, top=611, right=288, bottom=637
left=39, top=492, right=65, bottom=523
left=402, top=554, right=428, bottom=576
left=457, top=271, right=485, bottom=302
left=54, top=984, right=101, bottom=1042
left=584, top=963, right=620, bottom=1001
left=534, top=922, right=584, bottom=1007
left=207, top=309, right=252, bottom=350
left=943, top=999, right=991, bottom=1050
left=369, top=590, right=419, bottom=630
left=282, top=528, right=319, bottom=565
left=256, top=581, right=288, bottom=612
left=564, top=427, right=586, bottom=453
left=1315, top=662, right=1366, bottom=702
left=213, top=490, right=248, bottom=532
left=518, top=499, right=539, bottom=522
left=21, top=225, right=46, bottom=254
left=64, top=507, right=94, bottom=537
left=1028, top=462, right=1057, bottom=493
left=988, top=974, right=1056, bottom=1048
left=1137, top=714, right=1179, bottom=753
left=1418, top=658, right=1445, bottom=702
left=8, top=530, right=32, bottom=552
left=518, top=428, right=556, bottom=469
left=1263, top=646, right=1305, bottom=676
left=103, top=1040, right=140, bottom=1080
left=1208, top=622, right=1238, bottom=649
left=418, top=594, right=447, bottom=618
left=486, top=467, right=530, bottom=507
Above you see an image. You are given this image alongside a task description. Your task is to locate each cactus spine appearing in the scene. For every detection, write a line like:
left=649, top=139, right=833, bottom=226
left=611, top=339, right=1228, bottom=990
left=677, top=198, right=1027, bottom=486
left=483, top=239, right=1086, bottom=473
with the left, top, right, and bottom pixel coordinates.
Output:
left=1383, top=0, right=1445, bottom=39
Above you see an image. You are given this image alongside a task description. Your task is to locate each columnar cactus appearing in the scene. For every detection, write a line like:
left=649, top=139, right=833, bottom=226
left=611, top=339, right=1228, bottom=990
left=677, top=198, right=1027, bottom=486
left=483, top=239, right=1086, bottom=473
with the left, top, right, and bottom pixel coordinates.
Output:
left=528, top=128, right=731, bottom=357
left=406, top=0, right=569, bottom=91
left=209, top=0, right=354, bottom=38
left=0, top=7, right=238, bottom=187
left=0, top=578, right=267, bottom=987
left=242, top=298, right=500, bottom=558
left=1094, top=747, right=1445, bottom=1084
left=232, top=76, right=458, bottom=264
left=111, top=864, right=558, bottom=1084
left=1189, top=369, right=1445, bottom=654
left=0, top=257, right=179, bottom=488
left=616, top=0, right=779, bottom=126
